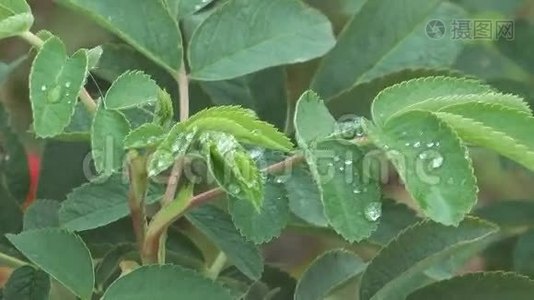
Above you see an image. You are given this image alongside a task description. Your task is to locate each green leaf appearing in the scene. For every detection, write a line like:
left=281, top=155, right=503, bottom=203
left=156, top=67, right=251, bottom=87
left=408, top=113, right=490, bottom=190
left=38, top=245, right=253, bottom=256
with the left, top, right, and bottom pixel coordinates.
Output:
left=123, top=123, right=165, bottom=149
left=23, top=199, right=60, bottom=231
left=91, top=104, right=130, bottom=175
left=186, top=205, right=264, bottom=280
left=367, top=110, right=477, bottom=225
left=435, top=103, right=534, bottom=172
left=6, top=229, right=94, bottom=300
left=102, top=265, right=233, bottom=300
left=164, top=0, right=216, bottom=19
left=30, top=36, right=89, bottom=138
left=295, top=249, right=367, bottom=300
left=188, top=0, right=335, bottom=80
left=371, top=76, right=497, bottom=127
left=94, top=244, right=135, bottom=293
left=94, top=43, right=178, bottom=97
left=187, top=106, right=293, bottom=152
left=228, top=175, right=290, bottom=244
left=2, top=266, right=50, bottom=300
left=359, top=217, right=498, bottom=300
left=474, top=200, right=534, bottom=233
left=202, top=132, right=264, bottom=210
left=284, top=163, right=328, bottom=227
left=59, top=174, right=162, bottom=231
left=57, top=0, right=182, bottom=74
left=407, top=272, right=534, bottom=300
left=514, top=230, right=534, bottom=277
left=369, top=199, right=421, bottom=246
left=327, top=69, right=467, bottom=119
left=87, top=45, right=103, bottom=70
left=147, top=124, right=196, bottom=177
left=294, top=90, right=337, bottom=146
left=0, top=0, right=33, bottom=39
left=55, top=102, right=92, bottom=141
left=104, top=71, right=160, bottom=110
left=311, top=1, right=466, bottom=99
left=307, top=139, right=381, bottom=242
left=200, top=67, right=288, bottom=130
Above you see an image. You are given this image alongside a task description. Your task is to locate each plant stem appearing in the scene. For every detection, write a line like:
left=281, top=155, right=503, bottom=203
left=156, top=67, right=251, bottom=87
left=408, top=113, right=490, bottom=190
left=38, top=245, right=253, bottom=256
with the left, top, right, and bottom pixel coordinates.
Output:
left=127, top=153, right=149, bottom=254
left=161, top=65, right=190, bottom=206
left=189, top=154, right=305, bottom=209
left=19, top=31, right=44, bottom=48
left=0, top=252, right=26, bottom=268
left=205, top=252, right=227, bottom=280
left=177, top=65, right=190, bottom=121
left=18, top=31, right=97, bottom=114
left=145, top=62, right=190, bottom=264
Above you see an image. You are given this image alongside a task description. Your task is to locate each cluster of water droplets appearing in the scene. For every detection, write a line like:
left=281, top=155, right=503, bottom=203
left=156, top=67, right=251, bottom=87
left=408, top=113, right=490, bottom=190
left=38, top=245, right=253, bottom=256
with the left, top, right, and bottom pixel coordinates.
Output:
left=42, top=81, right=73, bottom=105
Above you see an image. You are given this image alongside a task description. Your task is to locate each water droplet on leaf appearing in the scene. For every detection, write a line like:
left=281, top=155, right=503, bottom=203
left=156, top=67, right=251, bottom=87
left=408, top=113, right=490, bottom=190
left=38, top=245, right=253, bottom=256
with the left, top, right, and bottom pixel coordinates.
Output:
left=430, top=155, right=444, bottom=169
left=364, top=202, right=382, bottom=222
left=229, top=184, right=241, bottom=195
left=46, top=85, right=62, bottom=103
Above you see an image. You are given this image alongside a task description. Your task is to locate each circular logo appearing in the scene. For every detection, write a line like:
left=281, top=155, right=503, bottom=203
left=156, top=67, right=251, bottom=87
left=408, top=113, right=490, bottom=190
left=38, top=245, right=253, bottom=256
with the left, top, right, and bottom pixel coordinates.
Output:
left=425, top=19, right=446, bottom=39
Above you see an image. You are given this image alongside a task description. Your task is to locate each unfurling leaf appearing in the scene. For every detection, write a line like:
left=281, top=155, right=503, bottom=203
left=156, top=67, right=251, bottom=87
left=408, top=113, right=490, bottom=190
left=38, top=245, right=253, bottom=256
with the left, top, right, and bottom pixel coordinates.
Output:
left=202, top=132, right=264, bottom=210
left=187, top=106, right=293, bottom=152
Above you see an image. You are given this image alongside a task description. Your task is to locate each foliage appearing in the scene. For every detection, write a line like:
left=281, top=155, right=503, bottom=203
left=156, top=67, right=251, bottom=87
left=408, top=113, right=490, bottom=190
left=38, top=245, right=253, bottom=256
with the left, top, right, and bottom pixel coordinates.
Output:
left=1, top=0, right=534, bottom=299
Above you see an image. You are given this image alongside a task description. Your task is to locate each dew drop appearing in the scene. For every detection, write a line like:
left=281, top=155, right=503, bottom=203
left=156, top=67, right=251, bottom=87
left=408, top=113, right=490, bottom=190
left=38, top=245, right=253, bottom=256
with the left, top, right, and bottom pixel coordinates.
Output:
left=334, top=156, right=340, bottom=162
left=41, top=85, right=47, bottom=92
left=426, top=142, right=434, bottom=148
left=364, top=202, right=382, bottom=222
left=419, top=152, right=428, bottom=159
left=275, top=175, right=288, bottom=184
left=353, top=188, right=361, bottom=194
left=338, top=166, right=345, bottom=172
left=413, top=142, right=421, bottom=148
left=194, top=4, right=202, bottom=10
left=344, top=160, right=353, bottom=166
left=65, top=81, right=71, bottom=88
left=430, top=155, right=444, bottom=169
left=46, top=85, right=62, bottom=103
left=405, top=142, right=411, bottom=147
left=229, top=184, right=241, bottom=195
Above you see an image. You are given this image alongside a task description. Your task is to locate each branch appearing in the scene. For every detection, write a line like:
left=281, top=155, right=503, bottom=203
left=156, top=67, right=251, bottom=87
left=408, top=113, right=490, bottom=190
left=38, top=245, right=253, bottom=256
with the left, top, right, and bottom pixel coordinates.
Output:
left=19, top=31, right=97, bottom=114
left=161, top=65, right=190, bottom=206
left=0, top=252, right=27, bottom=268
left=189, top=154, right=305, bottom=209
left=127, top=153, right=149, bottom=254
